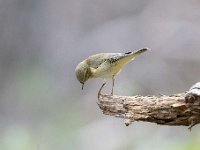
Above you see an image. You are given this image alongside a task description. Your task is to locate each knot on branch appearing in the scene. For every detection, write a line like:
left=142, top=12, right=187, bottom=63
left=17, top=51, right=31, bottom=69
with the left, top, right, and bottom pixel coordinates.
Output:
left=185, top=82, right=200, bottom=105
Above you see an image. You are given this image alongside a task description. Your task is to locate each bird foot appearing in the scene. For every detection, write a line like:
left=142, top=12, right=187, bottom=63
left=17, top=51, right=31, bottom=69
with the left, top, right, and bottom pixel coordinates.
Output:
left=98, top=82, right=106, bottom=99
left=98, top=92, right=102, bottom=99
left=110, top=91, right=113, bottom=96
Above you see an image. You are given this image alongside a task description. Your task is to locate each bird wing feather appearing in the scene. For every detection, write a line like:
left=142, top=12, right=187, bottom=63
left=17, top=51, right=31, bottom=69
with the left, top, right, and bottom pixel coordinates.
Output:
left=86, top=53, right=122, bottom=69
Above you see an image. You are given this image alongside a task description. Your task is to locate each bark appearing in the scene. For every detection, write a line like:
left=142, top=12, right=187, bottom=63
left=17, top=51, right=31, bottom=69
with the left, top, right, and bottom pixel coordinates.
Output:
left=97, top=82, right=200, bottom=130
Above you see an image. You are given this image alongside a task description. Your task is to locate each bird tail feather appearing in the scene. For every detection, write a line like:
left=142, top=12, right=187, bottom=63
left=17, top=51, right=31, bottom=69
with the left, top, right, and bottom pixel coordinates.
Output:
left=129, top=48, right=149, bottom=56
left=116, top=48, right=149, bottom=67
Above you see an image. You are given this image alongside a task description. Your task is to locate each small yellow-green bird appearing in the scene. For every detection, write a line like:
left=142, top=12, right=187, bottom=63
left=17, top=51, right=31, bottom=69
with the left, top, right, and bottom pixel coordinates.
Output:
left=75, top=48, right=149, bottom=97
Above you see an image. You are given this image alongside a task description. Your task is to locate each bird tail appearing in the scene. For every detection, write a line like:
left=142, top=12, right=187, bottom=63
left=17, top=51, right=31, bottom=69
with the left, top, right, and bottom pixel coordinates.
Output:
left=115, top=48, right=149, bottom=68
left=125, top=48, right=149, bottom=57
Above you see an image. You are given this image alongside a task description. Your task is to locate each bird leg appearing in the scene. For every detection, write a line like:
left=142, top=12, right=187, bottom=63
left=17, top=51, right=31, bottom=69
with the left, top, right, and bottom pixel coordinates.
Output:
left=111, top=76, right=115, bottom=95
left=98, top=80, right=106, bottom=99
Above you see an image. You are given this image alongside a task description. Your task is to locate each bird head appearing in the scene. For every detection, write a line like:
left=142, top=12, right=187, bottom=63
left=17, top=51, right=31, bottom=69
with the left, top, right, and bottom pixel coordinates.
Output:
left=75, top=61, right=91, bottom=90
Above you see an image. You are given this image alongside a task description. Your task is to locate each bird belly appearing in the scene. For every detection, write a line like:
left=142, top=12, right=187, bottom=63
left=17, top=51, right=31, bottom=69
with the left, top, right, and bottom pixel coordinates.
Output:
left=91, top=63, right=122, bottom=78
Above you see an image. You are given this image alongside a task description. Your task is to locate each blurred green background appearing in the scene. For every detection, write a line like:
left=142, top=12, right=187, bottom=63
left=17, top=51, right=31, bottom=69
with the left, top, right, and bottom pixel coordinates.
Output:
left=0, top=0, right=200, bottom=150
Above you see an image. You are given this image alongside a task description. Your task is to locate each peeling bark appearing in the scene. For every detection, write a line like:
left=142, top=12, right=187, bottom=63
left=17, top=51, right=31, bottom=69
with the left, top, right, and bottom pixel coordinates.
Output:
left=97, top=82, right=200, bottom=130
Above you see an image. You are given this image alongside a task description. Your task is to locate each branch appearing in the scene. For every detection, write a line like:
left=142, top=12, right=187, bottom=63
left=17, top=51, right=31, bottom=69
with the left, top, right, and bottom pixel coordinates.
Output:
left=97, top=82, right=200, bottom=130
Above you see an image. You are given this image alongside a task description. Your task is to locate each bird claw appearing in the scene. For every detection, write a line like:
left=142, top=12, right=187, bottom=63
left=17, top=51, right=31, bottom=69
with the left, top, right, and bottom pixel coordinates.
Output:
left=98, top=82, right=106, bottom=99
left=110, top=91, right=113, bottom=96
left=98, top=93, right=103, bottom=99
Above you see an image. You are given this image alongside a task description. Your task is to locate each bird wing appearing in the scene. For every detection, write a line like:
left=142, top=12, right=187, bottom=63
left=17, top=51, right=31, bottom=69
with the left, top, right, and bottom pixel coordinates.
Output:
left=86, top=53, right=122, bottom=69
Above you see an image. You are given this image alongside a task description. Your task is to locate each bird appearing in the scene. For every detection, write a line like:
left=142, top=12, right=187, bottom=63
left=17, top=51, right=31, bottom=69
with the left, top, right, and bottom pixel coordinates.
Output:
left=75, top=48, right=149, bottom=98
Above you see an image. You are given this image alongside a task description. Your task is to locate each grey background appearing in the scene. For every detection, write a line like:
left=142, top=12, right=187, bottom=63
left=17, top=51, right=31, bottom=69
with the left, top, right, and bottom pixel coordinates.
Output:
left=0, top=0, right=200, bottom=149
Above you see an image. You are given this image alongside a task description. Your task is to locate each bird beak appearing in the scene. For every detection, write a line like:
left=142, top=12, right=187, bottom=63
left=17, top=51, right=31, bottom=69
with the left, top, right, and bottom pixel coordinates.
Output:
left=82, top=83, right=84, bottom=90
